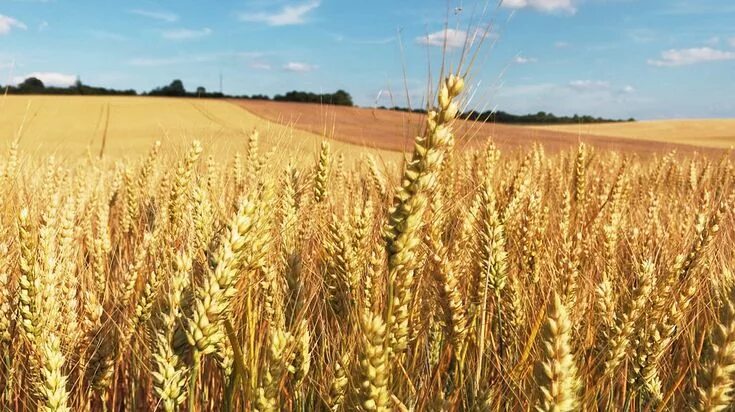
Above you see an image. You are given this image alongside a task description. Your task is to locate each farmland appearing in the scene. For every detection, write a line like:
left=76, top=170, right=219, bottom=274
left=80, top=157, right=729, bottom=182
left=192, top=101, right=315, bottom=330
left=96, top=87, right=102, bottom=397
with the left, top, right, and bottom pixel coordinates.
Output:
left=233, top=98, right=725, bottom=154
left=535, top=119, right=735, bottom=149
left=0, top=95, right=394, bottom=161
left=3, top=94, right=725, bottom=163
left=1, top=0, right=734, bottom=409
left=0, top=74, right=734, bottom=411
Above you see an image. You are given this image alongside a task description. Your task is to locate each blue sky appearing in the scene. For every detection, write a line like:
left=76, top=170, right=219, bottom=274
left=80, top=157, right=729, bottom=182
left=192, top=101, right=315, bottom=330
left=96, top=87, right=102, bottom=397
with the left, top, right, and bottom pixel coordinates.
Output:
left=1, top=0, right=734, bottom=119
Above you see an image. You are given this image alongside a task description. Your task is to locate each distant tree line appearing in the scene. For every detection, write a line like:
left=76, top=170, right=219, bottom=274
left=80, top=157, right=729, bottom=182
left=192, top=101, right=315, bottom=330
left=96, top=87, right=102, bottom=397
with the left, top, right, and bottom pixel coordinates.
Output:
left=145, top=80, right=226, bottom=98
left=3, top=77, right=631, bottom=123
left=146, top=80, right=354, bottom=106
left=2, top=77, right=354, bottom=106
left=381, top=106, right=633, bottom=124
left=273, top=90, right=353, bottom=106
left=2, top=77, right=136, bottom=95
left=462, top=110, right=635, bottom=124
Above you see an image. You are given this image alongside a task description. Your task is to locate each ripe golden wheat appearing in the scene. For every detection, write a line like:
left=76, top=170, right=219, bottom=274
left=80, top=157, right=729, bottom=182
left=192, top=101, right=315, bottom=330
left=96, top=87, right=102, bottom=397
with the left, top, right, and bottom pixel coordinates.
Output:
left=0, top=74, right=734, bottom=411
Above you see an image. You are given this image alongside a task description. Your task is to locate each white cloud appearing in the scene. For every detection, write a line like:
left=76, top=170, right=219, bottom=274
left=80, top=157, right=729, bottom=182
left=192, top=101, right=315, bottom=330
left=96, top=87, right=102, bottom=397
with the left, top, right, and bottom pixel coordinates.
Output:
left=13, top=72, right=76, bottom=87
left=38, top=20, right=48, bottom=32
left=415, top=28, right=491, bottom=49
left=250, top=62, right=272, bottom=70
left=238, top=0, right=320, bottom=26
left=622, top=85, right=636, bottom=94
left=416, top=29, right=466, bottom=49
left=129, top=9, right=178, bottom=23
left=514, top=55, right=537, bottom=64
left=283, top=62, right=316, bottom=72
left=162, top=28, right=212, bottom=40
left=0, top=14, right=27, bottom=35
left=554, top=41, right=570, bottom=48
left=568, top=80, right=611, bottom=92
left=647, top=47, right=735, bottom=67
left=501, top=0, right=576, bottom=14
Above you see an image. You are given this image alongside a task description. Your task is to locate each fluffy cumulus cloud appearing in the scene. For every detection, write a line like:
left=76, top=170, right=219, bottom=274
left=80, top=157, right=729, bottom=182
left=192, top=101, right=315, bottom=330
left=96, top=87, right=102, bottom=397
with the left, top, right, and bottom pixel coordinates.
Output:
left=416, top=29, right=467, bottom=48
left=501, top=0, right=576, bottom=14
left=647, top=47, right=735, bottom=66
left=283, top=62, right=316, bottom=72
left=13, top=72, right=76, bottom=87
left=415, top=28, right=490, bottom=49
left=239, top=0, right=320, bottom=26
left=162, top=28, right=212, bottom=40
left=0, top=14, right=27, bottom=35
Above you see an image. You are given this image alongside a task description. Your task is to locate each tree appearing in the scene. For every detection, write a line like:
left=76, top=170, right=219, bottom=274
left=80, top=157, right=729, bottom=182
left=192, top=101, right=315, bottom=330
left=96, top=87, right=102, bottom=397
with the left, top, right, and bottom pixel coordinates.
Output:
left=74, top=77, right=84, bottom=94
left=196, top=86, right=206, bottom=96
left=168, top=80, right=185, bottom=96
left=332, top=90, right=353, bottom=106
left=272, top=89, right=353, bottom=106
left=19, top=77, right=45, bottom=90
left=148, top=79, right=187, bottom=97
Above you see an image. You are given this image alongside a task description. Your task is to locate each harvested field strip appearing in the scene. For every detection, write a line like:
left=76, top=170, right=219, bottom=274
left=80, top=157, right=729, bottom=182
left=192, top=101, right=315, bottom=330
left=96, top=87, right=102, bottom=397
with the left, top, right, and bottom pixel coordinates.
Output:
left=230, top=98, right=723, bottom=154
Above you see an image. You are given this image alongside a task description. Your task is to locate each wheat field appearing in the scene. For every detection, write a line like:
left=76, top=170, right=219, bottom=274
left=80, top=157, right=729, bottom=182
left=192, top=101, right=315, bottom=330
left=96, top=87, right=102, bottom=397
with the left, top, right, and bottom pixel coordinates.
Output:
left=536, top=119, right=735, bottom=149
left=0, top=74, right=734, bottom=412
left=0, top=95, right=395, bottom=162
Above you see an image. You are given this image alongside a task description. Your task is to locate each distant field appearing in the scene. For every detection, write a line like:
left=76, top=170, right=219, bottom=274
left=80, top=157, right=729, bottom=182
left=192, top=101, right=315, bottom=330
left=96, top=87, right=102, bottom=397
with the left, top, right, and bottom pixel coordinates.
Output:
left=0, top=95, right=395, bottom=160
left=1, top=95, right=728, bottom=161
left=534, top=119, right=735, bottom=149
left=231, top=99, right=721, bottom=154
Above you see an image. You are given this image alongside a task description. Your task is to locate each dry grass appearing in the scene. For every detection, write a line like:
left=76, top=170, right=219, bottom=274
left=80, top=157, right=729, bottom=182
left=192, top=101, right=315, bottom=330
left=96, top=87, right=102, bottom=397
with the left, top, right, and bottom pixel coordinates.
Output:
left=0, top=75, right=733, bottom=412
left=535, top=119, right=735, bottom=149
